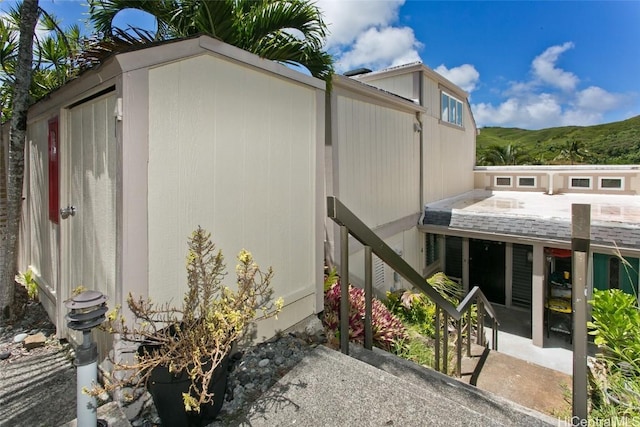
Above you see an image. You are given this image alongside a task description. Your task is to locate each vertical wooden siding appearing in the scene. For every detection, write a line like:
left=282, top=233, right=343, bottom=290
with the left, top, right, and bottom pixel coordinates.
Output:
left=335, top=95, right=420, bottom=228
left=422, top=79, right=475, bottom=203
left=147, top=54, right=319, bottom=310
left=66, top=95, right=117, bottom=302
left=25, top=120, right=59, bottom=295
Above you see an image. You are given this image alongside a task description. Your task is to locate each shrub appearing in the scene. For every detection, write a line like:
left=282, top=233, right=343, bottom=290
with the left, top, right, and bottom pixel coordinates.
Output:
left=588, top=289, right=640, bottom=374
left=384, top=272, right=470, bottom=339
left=322, top=279, right=407, bottom=352
left=97, top=227, right=283, bottom=413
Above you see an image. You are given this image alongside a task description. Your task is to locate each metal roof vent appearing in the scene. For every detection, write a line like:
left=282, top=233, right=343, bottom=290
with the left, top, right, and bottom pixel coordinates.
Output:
left=343, top=68, right=372, bottom=77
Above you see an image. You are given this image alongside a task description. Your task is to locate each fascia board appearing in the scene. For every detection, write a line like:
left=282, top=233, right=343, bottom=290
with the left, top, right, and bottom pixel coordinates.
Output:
left=198, top=36, right=326, bottom=91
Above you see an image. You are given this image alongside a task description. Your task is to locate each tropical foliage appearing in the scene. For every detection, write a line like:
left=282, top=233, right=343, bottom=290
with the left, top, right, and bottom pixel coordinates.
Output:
left=87, top=0, right=333, bottom=79
left=385, top=272, right=466, bottom=338
left=588, top=288, right=640, bottom=420
left=322, top=271, right=408, bottom=352
left=0, top=4, right=84, bottom=122
left=476, top=115, right=640, bottom=165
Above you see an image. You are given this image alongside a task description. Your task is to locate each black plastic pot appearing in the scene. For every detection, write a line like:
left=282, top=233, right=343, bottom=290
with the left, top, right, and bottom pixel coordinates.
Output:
left=143, top=352, right=230, bottom=427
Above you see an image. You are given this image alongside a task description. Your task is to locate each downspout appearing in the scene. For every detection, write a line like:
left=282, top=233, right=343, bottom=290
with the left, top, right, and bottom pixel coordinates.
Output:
left=417, top=70, right=425, bottom=225
left=416, top=111, right=425, bottom=225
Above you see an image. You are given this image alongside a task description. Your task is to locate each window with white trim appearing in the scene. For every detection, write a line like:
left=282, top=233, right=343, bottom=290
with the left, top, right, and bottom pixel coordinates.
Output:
left=569, top=177, right=592, bottom=189
left=494, top=176, right=512, bottom=187
left=599, top=177, right=624, bottom=190
left=441, top=91, right=463, bottom=126
left=517, top=176, right=536, bottom=188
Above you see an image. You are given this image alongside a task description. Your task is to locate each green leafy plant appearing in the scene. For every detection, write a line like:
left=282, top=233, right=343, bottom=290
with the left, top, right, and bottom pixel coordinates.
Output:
left=588, top=289, right=640, bottom=372
left=15, top=268, right=38, bottom=300
left=322, top=279, right=407, bottom=352
left=385, top=272, right=470, bottom=339
left=96, top=227, right=283, bottom=413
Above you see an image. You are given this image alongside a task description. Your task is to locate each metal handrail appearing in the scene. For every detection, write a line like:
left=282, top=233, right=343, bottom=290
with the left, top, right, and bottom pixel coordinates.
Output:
left=327, top=196, right=500, bottom=376
left=327, top=196, right=459, bottom=319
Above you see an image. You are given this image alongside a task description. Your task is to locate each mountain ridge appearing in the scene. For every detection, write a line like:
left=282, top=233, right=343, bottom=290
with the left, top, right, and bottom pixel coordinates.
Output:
left=476, top=115, right=640, bottom=165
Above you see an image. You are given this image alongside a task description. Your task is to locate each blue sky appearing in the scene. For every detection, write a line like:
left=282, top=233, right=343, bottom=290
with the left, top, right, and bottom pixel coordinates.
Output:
left=4, top=0, right=640, bottom=130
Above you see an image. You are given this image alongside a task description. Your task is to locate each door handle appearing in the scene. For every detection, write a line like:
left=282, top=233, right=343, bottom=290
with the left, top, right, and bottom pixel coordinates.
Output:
left=60, top=205, right=76, bottom=219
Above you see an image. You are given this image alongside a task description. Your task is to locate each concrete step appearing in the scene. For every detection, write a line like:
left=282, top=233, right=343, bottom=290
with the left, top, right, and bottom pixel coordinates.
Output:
left=240, top=344, right=559, bottom=426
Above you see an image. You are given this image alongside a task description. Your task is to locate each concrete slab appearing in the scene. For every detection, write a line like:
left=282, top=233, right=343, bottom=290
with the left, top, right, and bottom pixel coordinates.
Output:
left=239, top=345, right=553, bottom=426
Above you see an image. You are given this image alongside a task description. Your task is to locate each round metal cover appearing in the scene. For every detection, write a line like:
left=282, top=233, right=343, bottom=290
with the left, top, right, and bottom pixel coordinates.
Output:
left=65, top=290, right=108, bottom=309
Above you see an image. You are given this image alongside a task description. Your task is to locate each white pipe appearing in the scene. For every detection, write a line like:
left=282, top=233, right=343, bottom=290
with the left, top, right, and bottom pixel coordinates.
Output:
left=77, top=359, right=97, bottom=427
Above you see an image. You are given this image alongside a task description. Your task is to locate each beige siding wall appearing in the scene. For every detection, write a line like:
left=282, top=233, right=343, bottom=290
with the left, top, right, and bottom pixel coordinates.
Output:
left=421, top=77, right=475, bottom=203
left=334, top=95, right=420, bottom=228
left=147, top=54, right=321, bottom=330
left=346, top=227, right=422, bottom=294
left=24, top=119, right=59, bottom=320
left=422, top=113, right=476, bottom=203
left=357, top=73, right=417, bottom=101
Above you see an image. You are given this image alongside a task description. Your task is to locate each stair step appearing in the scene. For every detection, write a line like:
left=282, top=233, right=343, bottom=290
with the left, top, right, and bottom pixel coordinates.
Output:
left=241, top=345, right=559, bottom=426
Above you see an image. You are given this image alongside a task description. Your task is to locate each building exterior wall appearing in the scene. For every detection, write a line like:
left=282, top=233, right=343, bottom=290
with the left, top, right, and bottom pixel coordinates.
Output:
left=332, top=93, right=421, bottom=227
left=327, top=76, right=424, bottom=288
left=23, top=118, right=59, bottom=320
left=475, top=166, right=640, bottom=195
left=421, top=78, right=476, bottom=203
left=352, top=72, right=419, bottom=103
left=355, top=65, right=477, bottom=205
left=147, top=53, right=323, bottom=337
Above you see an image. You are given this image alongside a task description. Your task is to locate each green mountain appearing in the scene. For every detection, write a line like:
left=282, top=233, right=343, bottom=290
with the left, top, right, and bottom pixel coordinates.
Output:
left=476, top=115, right=640, bottom=165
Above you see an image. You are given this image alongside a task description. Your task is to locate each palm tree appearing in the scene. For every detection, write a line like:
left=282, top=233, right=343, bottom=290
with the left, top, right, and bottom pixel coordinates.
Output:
left=0, top=2, right=83, bottom=318
left=87, top=0, right=333, bottom=79
left=1, top=0, right=39, bottom=319
left=1, top=5, right=84, bottom=121
left=554, top=139, right=591, bottom=165
left=478, top=144, right=528, bottom=166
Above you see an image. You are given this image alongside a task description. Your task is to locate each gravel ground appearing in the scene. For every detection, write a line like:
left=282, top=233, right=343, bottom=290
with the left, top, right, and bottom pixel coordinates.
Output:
left=0, top=301, right=77, bottom=427
left=0, top=301, right=325, bottom=427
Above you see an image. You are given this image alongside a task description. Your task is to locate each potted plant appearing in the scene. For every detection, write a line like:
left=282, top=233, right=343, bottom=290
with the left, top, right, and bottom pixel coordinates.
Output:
left=97, top=227, right=283, bottom=426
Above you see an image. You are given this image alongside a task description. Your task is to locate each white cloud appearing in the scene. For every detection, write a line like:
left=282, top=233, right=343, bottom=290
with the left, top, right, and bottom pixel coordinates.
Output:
left=575, top=86, right=625, bottom=112
left=474, top=93, right=563, bottom=129
left=317, top=0, right=420, bottom=73
left=317, top=0, right=405, bottom=48
left=336, top=26, right=421, bottom=72
left=473, top=43, right=630, bottom=129
left=434, top=64, right=480, bottom=93
left=531, top=42, right=578, bottom=91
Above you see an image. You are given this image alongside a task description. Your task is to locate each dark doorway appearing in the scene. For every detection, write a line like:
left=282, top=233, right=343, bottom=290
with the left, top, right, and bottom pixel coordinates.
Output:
left=469, top=239, right=505, bottom=304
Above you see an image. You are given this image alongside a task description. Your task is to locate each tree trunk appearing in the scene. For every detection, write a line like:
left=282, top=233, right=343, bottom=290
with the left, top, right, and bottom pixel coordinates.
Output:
left=0, top=0, right=39, bottom=320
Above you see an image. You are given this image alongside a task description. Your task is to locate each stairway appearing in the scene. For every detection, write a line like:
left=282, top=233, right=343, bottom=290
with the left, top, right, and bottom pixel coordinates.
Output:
left=240, top=344, right=561, bottom=426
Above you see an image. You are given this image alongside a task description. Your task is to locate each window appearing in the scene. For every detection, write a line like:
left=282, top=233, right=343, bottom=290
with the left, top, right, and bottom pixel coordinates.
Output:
left=494, top=176, right=512, bottom=187
left=609, top=257, right=620, bottom=289
left=569, top=177, right=592, bottom=189
left=441, top=91, right=463, bottom=126
left=599, top=177, right=624, bottom=190
left=517, top=176, right=536, bottom=188
left=425, top=234, right=440, bottom=267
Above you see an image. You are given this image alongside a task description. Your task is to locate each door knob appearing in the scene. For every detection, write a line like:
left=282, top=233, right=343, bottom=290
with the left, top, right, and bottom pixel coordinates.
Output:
left=60, top=205, right=76, bottom=219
